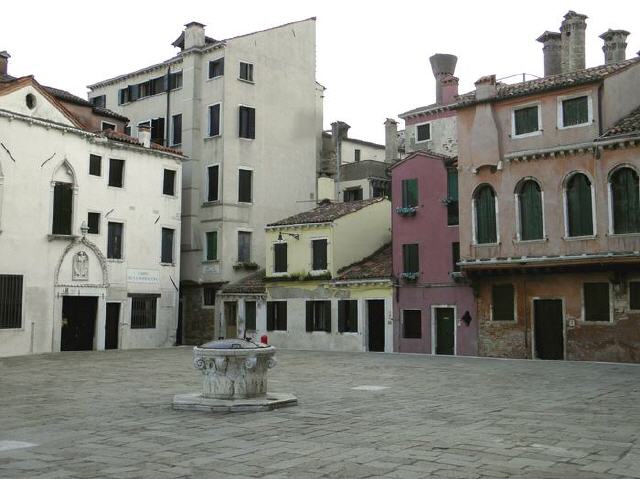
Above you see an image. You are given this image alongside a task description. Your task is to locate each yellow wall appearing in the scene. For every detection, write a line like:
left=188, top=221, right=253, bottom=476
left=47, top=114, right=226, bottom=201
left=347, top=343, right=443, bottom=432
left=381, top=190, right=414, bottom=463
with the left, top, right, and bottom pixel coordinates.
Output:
left=265, top=225, right=334, bottom=277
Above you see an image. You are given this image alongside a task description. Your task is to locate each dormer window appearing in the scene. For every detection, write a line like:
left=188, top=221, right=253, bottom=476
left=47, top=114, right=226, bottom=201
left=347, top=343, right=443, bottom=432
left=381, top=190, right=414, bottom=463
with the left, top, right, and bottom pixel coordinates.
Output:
left=559, top=94, right=591, bottom=128
left=512, top=104, right=540, bottom=137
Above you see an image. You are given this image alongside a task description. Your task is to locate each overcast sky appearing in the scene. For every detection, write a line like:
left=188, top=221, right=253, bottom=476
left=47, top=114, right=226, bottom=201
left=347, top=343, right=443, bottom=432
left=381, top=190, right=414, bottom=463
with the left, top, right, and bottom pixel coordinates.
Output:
left=3, top=1, right=639, bottom=143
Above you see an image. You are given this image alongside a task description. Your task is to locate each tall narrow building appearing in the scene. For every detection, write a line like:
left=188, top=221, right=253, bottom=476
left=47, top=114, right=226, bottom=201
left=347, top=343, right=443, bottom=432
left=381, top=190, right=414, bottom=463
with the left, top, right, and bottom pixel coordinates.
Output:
left=88, top=19, right=320, bottom=344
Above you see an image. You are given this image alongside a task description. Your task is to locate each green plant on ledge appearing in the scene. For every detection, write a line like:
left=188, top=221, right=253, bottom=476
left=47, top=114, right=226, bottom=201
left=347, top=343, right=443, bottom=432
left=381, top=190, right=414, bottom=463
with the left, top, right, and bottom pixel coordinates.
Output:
left=232, top=262, right=260, bottom=270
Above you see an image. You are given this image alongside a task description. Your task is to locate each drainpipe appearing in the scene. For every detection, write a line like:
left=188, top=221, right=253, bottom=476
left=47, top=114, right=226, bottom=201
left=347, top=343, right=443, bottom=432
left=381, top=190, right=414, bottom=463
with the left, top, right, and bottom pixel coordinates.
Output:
left=165, top=66, right=171, bottom=147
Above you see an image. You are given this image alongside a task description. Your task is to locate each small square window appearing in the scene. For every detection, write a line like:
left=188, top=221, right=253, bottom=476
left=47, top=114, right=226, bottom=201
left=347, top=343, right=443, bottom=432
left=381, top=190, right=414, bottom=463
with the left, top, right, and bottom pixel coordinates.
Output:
left=209, top=58, right=224, bottom=78
left=416, top=123, right=430, bottom=142
left=89, top=155, right=101, bottom=176
left=203, top=287, right=217, bottom=306
left=87, top=212, right=100, bottom=234
left=163, top=169, right=176, bottom=196
left=102, top=122, right=116, bottom=132
left=240, top=62, right=254, bottom=82
left=513, top=106, right=539, bottom=136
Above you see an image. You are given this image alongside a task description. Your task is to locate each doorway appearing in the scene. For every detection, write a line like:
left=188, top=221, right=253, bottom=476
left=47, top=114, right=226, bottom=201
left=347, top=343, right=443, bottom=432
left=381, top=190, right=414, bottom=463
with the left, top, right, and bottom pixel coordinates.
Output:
left=434, top=307, right=455, bottom=355
left=224, top=301, right=238, bottom=338
left=367, top=300, right=385, bottom=352
left=61, top=296, right=98, bottom=351
left=105, top=303, right=120, bottom=350
left=533, top=299, right=564, bottom=360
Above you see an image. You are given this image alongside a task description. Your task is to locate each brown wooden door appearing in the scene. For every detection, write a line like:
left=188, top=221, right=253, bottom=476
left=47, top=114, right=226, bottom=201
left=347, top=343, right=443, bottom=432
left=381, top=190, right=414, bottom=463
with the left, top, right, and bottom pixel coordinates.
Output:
left=225, top=302, right=238, bottom=338
left=61, top=297, right=97, bottom=351
left=534, top=299, right=564, bottom=360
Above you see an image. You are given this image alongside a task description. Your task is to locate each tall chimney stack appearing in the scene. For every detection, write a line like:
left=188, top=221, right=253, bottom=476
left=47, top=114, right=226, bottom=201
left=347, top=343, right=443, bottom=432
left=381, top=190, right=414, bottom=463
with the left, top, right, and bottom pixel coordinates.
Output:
left=0, top=51, right=10, bottom=76
left=560, top=11, right=588, bottom=73
left=429, top=53, right=457, bottom=105
left=536, top=31, right=562, bottom=76
left=183, top=21, right=206, bottom=50
left=599, top=29, right=630, bottom=64
left=384, top=118, right=398, bottom=163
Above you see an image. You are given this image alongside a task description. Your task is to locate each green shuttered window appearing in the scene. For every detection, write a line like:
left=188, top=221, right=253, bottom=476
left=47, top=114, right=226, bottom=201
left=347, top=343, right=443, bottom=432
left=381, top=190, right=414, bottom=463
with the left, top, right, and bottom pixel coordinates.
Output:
left=267, top=301, right=287, bottom=331
left=305, top=301, right=331, bottom=332
left=566, top=174, right=593, bottom=237
left=447, top=168, right=459, bottom=225
left=562, top=96, right=589, bottom=127
left=245, top=301, right=256, bottom=331
left=611, top=168, right=640, bottom=234
left=206, top=231, right=217, bottom=261
left=312, top=239, right=328, bottom=271
left=584, top=283, right=610, bottom=322
left=492, top=284, right=514, bottom=321
left=475, top=185, right=497, bottom=244
left=52, top=182, right=73, bottom=235
left=274, top=243, right=287, bottom=273
left=402, top=244, right=419, bottom=274
left=514, top=106, right=539, bottom=135
left=519, top=180, right=543, bottom=240
left=401, top=178, right=418, bottom=208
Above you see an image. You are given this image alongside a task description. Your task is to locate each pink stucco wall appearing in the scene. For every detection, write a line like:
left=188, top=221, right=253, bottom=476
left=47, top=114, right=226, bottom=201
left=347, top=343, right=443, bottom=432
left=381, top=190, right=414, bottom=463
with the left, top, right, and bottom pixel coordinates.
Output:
left=391, top=152, right=477, bottom=355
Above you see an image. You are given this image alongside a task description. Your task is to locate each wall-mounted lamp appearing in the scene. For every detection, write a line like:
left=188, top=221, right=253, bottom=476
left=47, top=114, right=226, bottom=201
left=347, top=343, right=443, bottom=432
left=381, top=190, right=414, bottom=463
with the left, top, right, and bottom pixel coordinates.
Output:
left=277, top=232, right=300, bottom=241
left=461, top=311, right=472, bottom=326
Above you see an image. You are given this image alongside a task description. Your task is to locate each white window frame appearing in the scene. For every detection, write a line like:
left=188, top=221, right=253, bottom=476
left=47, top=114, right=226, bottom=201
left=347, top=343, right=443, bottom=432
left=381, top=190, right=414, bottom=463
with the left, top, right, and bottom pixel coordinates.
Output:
left=514, top=178, right=546, bottom=242
left=557, top=91, right=593, bottom=130
left=206, top=102, right=222, bottom=138
left=101, top=121, right=116, bottom=132
left=238, top=167, right=254, bottom=204
left=581, top=282, right=613, bottom=323
left=562, top=171, right=597, bottom=240
left=271, top=240, right=288, bottom=276
left=106, top=218, right=126, bottom=261
left=160, top=225, right=176, bottom=266
left=203, top=230, right=220, bottom=263
left=207, top=57, right=225, bottom=80
left=310, top=236, right=329, bottom=275
left=607, top=164, right=640, bottom=236
left=238, top=103, right=256, bottom=141
left=511, top=101, right=542, bottom=138
left=86, top=210, right=102, bottom=235
left=415, top=121, right=431, bottom=143
left=170, top=113, right=182, bottom=147
left=471, top=184, right=500, bottom=246
left=238, top=61, right=255, bottom=83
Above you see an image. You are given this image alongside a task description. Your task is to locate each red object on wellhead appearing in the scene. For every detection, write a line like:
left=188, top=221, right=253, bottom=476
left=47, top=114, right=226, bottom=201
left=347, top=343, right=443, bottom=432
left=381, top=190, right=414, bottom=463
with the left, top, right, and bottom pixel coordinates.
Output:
left=260, top=334, right=268, bottom=344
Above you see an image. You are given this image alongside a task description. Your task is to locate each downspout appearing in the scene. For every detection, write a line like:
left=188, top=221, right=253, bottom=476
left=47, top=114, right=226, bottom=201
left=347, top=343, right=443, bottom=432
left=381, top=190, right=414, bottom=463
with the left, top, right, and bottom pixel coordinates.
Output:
left=165, top=66, right=171, bottom=147
left=597, top=83, right=604, bottom=137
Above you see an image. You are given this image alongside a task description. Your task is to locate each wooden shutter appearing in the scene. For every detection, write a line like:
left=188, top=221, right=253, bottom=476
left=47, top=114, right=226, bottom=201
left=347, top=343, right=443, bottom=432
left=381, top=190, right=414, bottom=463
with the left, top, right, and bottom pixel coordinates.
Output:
left=612, top=168, right=640, bottom=234
left=208, top=165, right=219, bottom=202
left=238, top=170, right=252, bottom=203
left=206, top=232, right=217, bottom=261
left=87, top=212, right=100, bottom=234
left=163, top=170, right=175, bottom=196
left=322, top=301, right=331, bottom=332
left=584, top=283, right=610, bottom=321
left=172, top=114, right=182, bottom=145
left=239, top=106, right=255, bottom=138
left=248, top=107, right=255, bottom=139
left=514, top=106, right=538, bottom=135
left=52, top=183, right=73, bottom=235
left=245, top=301, right=256, bottom=331
left=161, top=228, right=173, bottom=263
left=567, top=174, right=593, bottom=237
left=476, top=186, right=497, bottom=244
left=402, top=179, right=418, bottom=208
left=312, top=239, right=327, bottom=270
left=0, top=274, right=23, bottom=329
left=519, top=181, right=543, bottom=240
left=266, top=302, right=275, bottom=331
left=107, top=222, right=123, bottom=259
left=305, top=302, right=314, bottom=332
left=562, top=96, right=588, bottom=126
left=109, top=159, right=124, bottom=187
left=338, top=301, right=346, bottom=333
left=89, top=155, right=101, bottom=176
left=403, top=244, right=419, bottom=273
left=277, top=302, right=287, bottom=330
left=274, top=243, right=287, bottom=273
left=447, top=168, right=459, bottom=225
left=238, top=232, right=251, bottom=262
left=209, top=104, right=220, bottom=136
left=492, top=284, right=514, bottom=321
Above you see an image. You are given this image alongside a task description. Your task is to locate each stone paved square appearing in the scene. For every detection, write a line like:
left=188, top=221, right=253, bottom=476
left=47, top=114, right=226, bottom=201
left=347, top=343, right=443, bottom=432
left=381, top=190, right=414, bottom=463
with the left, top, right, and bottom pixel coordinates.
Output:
left=1, top=348, right=639, bottom=478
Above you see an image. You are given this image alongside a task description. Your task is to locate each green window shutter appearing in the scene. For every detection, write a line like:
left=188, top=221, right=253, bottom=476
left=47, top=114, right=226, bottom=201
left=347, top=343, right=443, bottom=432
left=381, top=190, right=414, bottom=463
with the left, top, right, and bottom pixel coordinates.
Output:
left=266, top=302, right=275, bottom=331
left=274, top=243, right=287, bottom=273
left=245, top=301, right=256, bottom=331
left=321, top=301, right=331, bottom=332
left=52, top=183, right=73, bottom=235
left=567, top=174, right=593, bottom=236
left=514, top=106, right=538, bottom=135
left=206, top=232, right=217, bottom=261
left=584, top=283, right=610, bottom=321
left=447, top=168, right=459, bottom=226
left=403, top=244, right=419, bottom=273
left=305, top=302, right=314, bottom=332
left=476, top=186, right=497, bottom=244
left=630, top=282, right=640, bottom=310
left=402, top=179, right=418, bottom=207
left=562, top=96, right=588, bottom=126
left=612, top=168, right=640, bottom=234
left=492, top=284, right=514, bottom=321
left=312, top=239, right=328, bottom=270
left=519, top=180, right=543, bottom=240
left=338, top=301, right=346, bottom=333
left=278, top=302, right=287, bottom=330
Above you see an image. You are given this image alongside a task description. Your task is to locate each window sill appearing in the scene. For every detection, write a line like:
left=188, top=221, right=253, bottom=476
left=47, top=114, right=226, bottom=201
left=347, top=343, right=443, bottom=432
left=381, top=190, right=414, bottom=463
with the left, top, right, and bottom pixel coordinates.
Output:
left=557, top=122, right=591, bottom=130
left=415, top=139, right=431, bottom=144
left=511, top=130, right=542, bottom=139
left=207, top=75, right=223, bottom=82
left=580, top=319, right=614, bottom=324
left=89, top=174, right=103, bottom=178
left=607, top=232, right=640, bottom=238
left=202, top=200, right=221, bottom=207
left=514, top=237, right=548, bottom=244
left=107, top=185, right=124, bottom=190
left=473, top=242, right=501, bottom=247
left=160, top=262, right=175, bottom=267
left=310, top=269, right=329, bottom=276
left=238, top=78, right=255, bottom=85
left=47, top=234, right=79, bottom=241
left=202, top=259, right=220, bottom=264
left=338, top=331, right=359, bottom=335
left=239, top=137, right=255, bottom=141
left=562, top=235, right=596, bottom=241
left=233, top=262, right=259, bottom=271
left=162, top=194, right=177, bottom=199
left=237, top=201, right=254, bottom=207
left=204, top=134, right=221, bottom=141
left=0, top=327, right=25, bottom=332
left=107, top=258, right=124, bottom=263
left=170, top=143, right=182, bottom=148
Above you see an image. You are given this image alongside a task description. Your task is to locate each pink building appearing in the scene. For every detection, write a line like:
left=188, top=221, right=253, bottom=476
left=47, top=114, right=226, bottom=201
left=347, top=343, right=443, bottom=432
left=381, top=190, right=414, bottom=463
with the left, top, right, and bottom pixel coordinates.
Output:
left=391, top=151, right=476, bottom=355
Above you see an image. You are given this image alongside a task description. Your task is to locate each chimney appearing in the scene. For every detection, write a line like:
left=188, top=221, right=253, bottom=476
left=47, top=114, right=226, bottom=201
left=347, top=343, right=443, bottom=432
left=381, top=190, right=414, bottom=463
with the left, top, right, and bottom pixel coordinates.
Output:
left=183, top=21, right=206, bottom=50
left=440, top=74, right=459, bottom=105
left=599, top=29, right=630, bottom=64
left=474, top=75, right=497, bottom=101
left=0, top=51, right=10, bottom=76
left=536, top=31, right=562, bottom=76
left=384, top=118, right=398, bottom=163
left=138, top=124, right=151, bottom=148
left=560, top=11, right=588, bottom=72
left=331, top=121, right=350, bottom=143
left=429, top=54, right=457, bottom=105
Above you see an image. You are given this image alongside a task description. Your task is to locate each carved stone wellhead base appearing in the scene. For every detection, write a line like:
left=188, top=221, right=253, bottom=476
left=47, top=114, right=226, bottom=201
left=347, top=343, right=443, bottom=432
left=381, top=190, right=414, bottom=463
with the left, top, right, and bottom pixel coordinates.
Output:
left=172, top=339, right=297, bottom=413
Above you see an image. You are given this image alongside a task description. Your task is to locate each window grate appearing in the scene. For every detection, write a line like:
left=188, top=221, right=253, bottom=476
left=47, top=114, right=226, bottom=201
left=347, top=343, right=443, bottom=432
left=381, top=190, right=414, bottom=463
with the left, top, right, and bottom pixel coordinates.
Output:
left=0, top=275, right=23, bottom=329
left=131, top=296, right=157, bottom=328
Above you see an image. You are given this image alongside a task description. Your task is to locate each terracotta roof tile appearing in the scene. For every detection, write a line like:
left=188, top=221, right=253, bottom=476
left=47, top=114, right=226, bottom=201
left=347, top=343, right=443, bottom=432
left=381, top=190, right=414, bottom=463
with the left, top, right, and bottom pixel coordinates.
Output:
left=600, top=106, right=640, bottom=138
left=335, top=243, right=392, bottom=281
left=456, top=57, right=640, bottom=108
left=99, top=129, right=184, bottom=156
left=267, top=198, right=385, bottom=227
left=43, top=85, right=129, bottom=122
left=221, top=270, right=266, bottom=294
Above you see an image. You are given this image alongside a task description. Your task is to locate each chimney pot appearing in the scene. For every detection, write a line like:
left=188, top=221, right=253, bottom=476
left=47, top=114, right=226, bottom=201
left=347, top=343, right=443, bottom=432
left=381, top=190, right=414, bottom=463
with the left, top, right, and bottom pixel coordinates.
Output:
left=137, top=124, right=151, bottom=148
left=0, top=51, right=10, bottom=76
left=599, top=29, right=630, bottom=64
left=560, top=11, right=588, bottom=73
left=183, top=21, right=206, bottom=50
left=429, top=53, right=457, bottom=105
left=536, top=31, right=562, bottom=76
left=474, top=75, right=497, bottom=101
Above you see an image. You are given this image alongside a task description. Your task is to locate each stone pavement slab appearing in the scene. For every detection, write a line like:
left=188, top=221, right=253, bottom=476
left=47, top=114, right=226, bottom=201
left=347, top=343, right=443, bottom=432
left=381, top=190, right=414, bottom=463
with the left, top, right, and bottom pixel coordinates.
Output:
left=0, top=348, right=639, bottom=478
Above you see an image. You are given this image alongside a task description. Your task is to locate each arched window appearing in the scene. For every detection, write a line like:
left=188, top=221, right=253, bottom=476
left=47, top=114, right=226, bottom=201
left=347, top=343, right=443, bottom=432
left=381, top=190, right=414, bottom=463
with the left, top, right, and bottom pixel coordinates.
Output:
left=610, top=167, right=640, bottom=234
left=518, top=180, right=543, bottom=240
left=566, top=173, right=593, bottom=237
left=474, top=185, right=497, bottom=244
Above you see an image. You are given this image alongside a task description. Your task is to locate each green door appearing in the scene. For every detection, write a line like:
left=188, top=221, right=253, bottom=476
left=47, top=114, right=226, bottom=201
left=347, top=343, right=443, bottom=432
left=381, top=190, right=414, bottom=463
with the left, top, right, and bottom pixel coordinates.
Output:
left=435, top=308, right=455, bottom=355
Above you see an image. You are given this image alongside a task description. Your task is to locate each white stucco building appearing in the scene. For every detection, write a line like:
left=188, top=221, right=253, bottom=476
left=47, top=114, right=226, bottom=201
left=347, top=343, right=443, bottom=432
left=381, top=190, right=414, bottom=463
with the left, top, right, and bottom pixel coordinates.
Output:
left=87, top=19, right=319, bottom=345
left=0, top=75, right=183, bottom=357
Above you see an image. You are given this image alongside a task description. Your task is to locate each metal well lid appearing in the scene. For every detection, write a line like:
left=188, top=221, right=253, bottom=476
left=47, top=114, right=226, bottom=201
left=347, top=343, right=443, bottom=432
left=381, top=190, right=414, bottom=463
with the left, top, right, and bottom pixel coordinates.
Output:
left=199, top=338, right=265, bottom=350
